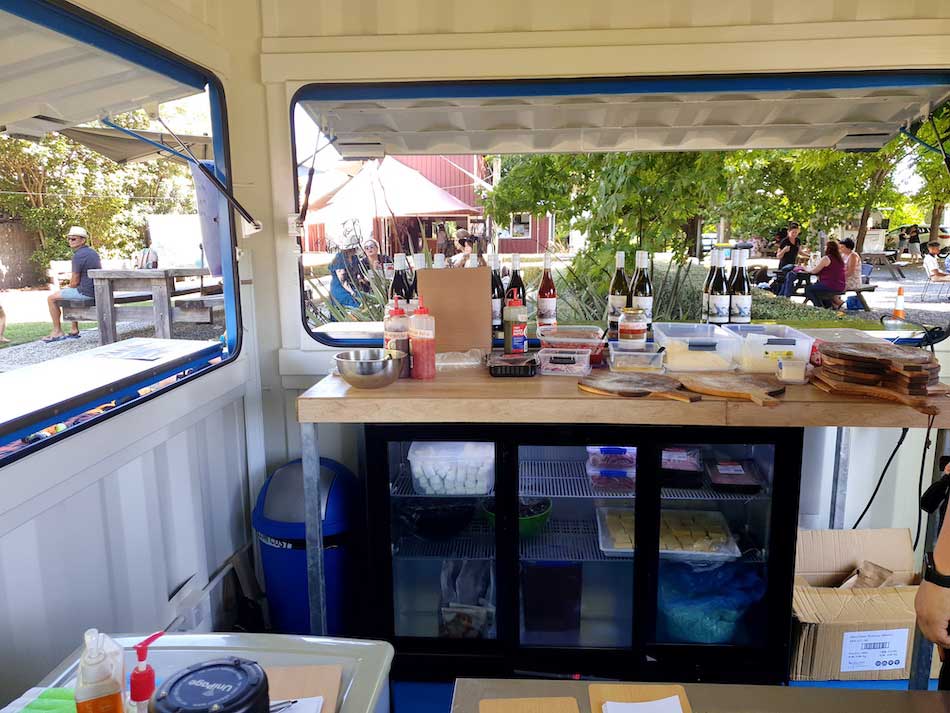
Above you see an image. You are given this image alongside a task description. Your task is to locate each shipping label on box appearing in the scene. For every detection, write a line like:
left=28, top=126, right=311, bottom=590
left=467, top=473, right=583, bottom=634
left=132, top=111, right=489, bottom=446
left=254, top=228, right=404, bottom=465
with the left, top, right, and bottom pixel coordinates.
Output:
left=840, top=629, right=909, bottom=673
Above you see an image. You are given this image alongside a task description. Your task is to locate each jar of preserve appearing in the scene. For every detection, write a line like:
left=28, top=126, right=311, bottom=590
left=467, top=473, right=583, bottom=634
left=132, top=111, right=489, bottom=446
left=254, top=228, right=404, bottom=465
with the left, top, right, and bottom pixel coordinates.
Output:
left=618, top=308, right=647, bottom=351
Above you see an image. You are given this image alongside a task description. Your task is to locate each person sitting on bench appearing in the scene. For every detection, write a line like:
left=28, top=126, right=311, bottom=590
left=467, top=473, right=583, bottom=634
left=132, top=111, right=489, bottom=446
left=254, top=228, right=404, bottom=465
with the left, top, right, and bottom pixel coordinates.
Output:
left=829, top=238, right=862, bottom=309
left=801, top=240, right=846, bottom=309
left=44, top=226, right=101, bottom=343
left=924, top=241, right=950, bottom=284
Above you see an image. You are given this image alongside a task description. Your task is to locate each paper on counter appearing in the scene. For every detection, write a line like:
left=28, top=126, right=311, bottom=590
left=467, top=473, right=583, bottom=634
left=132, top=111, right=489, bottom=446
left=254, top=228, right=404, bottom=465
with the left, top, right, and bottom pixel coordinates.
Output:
left=603, top=695, right=683, bottom=713
left=281, top=697, right=323, bottom=713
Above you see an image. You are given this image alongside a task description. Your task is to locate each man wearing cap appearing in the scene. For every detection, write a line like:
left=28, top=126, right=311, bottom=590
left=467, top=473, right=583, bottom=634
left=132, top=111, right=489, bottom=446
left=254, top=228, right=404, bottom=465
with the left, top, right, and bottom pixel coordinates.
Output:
left=44, top=226, right=101, bottom=343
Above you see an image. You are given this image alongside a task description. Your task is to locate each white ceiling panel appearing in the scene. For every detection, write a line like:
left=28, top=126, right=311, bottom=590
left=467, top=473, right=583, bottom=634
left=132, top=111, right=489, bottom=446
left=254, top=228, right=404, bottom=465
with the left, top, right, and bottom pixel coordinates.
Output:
left=302, top=83, right=950, bottom=155
left=0, top=10, right=201, bottom=138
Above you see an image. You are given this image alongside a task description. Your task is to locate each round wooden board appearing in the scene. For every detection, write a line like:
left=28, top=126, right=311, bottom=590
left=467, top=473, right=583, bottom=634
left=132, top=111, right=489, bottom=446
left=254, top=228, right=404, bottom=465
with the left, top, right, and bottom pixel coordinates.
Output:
left=578, top=372, right=683, bottom=396
left=818, top=341, right=936, bottom=367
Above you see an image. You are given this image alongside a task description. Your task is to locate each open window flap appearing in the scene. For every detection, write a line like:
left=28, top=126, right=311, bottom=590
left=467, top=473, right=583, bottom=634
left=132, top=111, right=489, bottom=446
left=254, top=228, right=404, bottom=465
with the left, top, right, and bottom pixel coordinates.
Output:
left=299, top=73, right=950, bottom=155
left=0, top=9, right=202, bottom=139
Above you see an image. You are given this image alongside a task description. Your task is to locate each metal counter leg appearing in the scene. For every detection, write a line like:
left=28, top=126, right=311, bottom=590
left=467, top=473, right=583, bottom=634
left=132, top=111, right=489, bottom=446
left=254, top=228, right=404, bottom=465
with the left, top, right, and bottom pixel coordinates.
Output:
left=302, top=422, right=328, bottom=635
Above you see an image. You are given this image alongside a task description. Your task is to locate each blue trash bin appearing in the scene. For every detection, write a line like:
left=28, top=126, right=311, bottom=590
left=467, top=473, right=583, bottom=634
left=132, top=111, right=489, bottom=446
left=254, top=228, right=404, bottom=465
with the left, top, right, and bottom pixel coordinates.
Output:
left=252, top=458, right=357, bottom=635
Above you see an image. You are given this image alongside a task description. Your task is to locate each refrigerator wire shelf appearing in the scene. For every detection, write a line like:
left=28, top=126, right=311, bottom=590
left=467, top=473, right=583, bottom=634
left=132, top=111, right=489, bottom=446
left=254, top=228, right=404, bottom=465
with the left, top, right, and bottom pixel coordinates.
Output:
left=521, top=519, right=632, bottom=562
left=394, top=520, right=495, bottom=560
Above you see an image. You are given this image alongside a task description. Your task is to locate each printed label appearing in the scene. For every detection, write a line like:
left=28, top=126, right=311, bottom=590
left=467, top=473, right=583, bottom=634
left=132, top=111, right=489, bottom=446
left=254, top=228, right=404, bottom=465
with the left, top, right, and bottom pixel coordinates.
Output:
left=383, top=264, right=395, bottom=280
left=608, top=294, right=627, bottom=319
left=662, top=450, right=688, bottom=462
left=537, top=297, right=557, bottom=327
left=730, top=294, right=752, bottom=323
left=701, top=292, right=709, bottom=321
left=840, top=629, right=908, bottom=673
left=511, top=322, right=527, bottom=353
left=707, top=295, right=731, bottom=324
left=762, top=349, right=795, bottom=361
left=629, top=295, right=653, bottom=322
left=491, top=298, right=502, bottom=326
left=717, top=463, right=745, bottom=475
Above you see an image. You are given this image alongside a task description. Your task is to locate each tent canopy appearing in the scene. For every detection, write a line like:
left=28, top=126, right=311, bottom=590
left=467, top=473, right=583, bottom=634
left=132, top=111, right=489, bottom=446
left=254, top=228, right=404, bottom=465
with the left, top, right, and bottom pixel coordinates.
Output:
left=313, top=157, right=480, bottom=226
left=59, top=126, right=213, bottom=164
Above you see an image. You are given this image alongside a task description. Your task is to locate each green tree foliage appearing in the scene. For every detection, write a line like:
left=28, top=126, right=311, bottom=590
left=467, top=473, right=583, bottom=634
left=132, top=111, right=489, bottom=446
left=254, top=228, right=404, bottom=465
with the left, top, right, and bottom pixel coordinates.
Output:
left=908, top=106, right=950, bottom=236
left=0, top=110, right=195, bottom=275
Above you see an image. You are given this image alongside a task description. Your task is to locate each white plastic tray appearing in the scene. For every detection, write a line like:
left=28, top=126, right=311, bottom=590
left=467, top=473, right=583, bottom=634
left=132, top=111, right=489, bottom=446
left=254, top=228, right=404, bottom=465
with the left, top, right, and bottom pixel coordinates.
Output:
left=659, top=509, right=742, bottom=562
left=595, top=506, right=636, bottom=558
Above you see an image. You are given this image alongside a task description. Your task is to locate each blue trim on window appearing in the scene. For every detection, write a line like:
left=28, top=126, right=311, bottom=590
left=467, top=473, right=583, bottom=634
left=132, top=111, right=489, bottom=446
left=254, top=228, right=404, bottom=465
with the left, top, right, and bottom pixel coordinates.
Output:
left=2, top=0, right=206, bottom=89
left=295, top=72, right=950, bottom=103
left=100, top=117, right=195, bottom=163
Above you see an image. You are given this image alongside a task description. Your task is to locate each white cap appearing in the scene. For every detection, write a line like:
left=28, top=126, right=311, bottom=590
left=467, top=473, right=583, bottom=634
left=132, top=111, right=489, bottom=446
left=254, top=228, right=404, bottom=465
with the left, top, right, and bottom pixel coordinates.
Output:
left=67, top=226, right=89, bottom=240
left=467, top=254, right=478, bottom=268
left=433, top=254, right=446, bottom=268
left=636, top=250, right=649, bottom=267
left=412, top=253, right=426, bottom=269
left=512, top=254, right=521, bottom=269
left=394, top=252, right=408, bottom=270
left=544, top=252, right=552, bottom=268
left=615, top=251, right=625, bottom=268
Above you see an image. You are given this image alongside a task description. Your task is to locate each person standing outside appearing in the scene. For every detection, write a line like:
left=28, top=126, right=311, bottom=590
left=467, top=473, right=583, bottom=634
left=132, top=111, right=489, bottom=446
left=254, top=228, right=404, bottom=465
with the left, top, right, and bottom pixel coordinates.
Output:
left=907, top=225, right=923, bottom=263
left=778, top=221, right=810, bottom=297
left=44, top=226, right=101, bottom=343
left=0, top=302, right=8, bottom=344
left=134, top=229, right=159, bottom=269
left=435, top=226, right=458, bottom=260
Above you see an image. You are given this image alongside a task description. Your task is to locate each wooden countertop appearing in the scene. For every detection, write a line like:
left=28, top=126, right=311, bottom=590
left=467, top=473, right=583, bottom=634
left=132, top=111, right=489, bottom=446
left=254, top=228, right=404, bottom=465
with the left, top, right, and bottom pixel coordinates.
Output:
left=451, top=678, right=950, bottom=713
left=297, top=369, right=950, bottom=428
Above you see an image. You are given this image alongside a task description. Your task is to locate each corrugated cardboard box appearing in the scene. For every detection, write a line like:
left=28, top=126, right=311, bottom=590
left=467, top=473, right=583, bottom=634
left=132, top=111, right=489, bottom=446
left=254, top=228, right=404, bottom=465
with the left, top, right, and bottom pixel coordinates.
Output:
left=416, top=266, right=491, bottom=353
left=792, top=528, right=940, bottom=681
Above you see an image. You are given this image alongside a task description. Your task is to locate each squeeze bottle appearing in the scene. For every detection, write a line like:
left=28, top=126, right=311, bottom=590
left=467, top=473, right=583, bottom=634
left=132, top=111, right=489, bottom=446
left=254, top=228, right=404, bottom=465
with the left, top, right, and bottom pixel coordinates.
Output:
left=75, top=629, right=124, bottom=713
left=384, top=297, right=410, bottom=378
left=127, top=632, right=164, bottom=713
left=409, top=297, right=436, bottom=380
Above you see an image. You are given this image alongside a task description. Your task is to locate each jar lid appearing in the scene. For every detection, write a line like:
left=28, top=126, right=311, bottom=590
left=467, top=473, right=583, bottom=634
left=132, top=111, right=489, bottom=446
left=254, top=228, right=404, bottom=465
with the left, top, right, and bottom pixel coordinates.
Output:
left=150, top=658, right=268, bottom=713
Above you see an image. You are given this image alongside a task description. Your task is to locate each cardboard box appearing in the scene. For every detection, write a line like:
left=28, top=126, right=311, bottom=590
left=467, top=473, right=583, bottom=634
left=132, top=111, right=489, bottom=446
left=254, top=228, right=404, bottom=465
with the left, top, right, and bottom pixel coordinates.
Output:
left=791, top=528, right=940, bottom=681
left=416, top=266, right=491, bottom=353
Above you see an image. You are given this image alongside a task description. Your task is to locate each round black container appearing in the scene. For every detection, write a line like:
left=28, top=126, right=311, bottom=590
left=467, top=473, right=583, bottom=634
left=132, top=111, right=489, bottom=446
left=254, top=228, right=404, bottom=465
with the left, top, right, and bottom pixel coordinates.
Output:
left=149, top=658, right=268, bottom=713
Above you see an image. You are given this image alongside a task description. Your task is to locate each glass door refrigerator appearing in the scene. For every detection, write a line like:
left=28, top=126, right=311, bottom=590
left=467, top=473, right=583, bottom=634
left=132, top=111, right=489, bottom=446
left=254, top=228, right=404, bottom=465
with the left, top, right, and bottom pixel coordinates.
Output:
left=363, top=424, right=802, bottom=683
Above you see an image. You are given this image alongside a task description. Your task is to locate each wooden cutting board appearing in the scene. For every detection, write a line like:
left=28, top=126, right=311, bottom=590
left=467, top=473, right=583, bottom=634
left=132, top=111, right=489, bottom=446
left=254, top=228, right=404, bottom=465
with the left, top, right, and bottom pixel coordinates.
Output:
left=578, top=373, right=700, bottom=403
left=265, top=664, right=342, bottom=712
left=480, top=698, right=579, bottom=713
left=812, top=368, right=940, bottom=415
left=818, top=341, right=937, bottom=369
left=676, top=373, right=786, bottom=407
left=589, top=684, right=692, bottom=713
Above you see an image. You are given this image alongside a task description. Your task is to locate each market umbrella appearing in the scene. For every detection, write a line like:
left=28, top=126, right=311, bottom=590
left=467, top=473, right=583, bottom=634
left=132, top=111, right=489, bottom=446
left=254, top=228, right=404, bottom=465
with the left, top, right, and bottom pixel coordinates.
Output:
left=59, top=126, right=213, bottom=165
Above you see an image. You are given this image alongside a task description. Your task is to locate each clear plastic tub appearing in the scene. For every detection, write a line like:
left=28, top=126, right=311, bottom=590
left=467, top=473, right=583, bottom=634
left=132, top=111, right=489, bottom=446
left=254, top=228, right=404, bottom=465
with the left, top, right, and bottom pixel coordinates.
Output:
left=537, top=325, right=606, bottom=365
left=586, top=445, right=637, bottom=467
left=586, top=460, right=636, bottom=494
left=608, top=342, right=665, bottom=372
left=596, top=507, right=636, bottom=557
left=407, top=441, right=495, bottom=495
left=725, top=324, right=814, bottom=373
left=652, top=323, right=741, bottom=372
left=538, top=348, right=591, bottom=376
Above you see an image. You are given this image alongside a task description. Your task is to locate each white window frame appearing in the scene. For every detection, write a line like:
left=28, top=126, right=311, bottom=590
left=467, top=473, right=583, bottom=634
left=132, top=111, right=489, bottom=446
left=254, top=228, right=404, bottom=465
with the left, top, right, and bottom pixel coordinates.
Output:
left=509, top=212, right=532, bottom=239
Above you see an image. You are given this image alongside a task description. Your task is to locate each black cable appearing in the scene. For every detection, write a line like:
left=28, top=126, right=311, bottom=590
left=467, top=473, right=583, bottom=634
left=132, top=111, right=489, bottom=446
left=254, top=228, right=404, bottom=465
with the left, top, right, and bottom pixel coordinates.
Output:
left=914, top=414, right=938, bottom=550
left=852, top=428, right=909, bottom=530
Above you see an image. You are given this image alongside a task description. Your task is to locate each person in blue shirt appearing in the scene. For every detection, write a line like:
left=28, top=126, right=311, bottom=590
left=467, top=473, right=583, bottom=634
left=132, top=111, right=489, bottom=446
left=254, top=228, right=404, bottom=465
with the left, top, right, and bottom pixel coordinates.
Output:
left=44, top=226, right=101, bottom=343
left=329, top=243, right=362, bottom=308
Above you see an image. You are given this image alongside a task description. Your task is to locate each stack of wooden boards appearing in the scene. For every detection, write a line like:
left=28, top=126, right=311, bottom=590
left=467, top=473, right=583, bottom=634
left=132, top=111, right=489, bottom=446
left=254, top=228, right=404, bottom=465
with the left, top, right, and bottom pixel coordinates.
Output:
left=813, top=341, right=945, bottom=413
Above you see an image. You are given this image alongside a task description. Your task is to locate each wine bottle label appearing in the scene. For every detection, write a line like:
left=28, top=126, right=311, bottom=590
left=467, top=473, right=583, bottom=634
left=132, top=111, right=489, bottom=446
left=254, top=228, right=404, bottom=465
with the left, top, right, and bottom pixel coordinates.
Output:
left=708, top=295, right=731, bottom=323
left=608, top=294, right=627, bottom=319
left=492, top=298, right=502, bottom=325
left=730, top=294, right=752, bottom=323
left=629, top=295, right=653, bottom=322
left=384, top=264, right=395, bottom=280
left=701, top=293, right=709, bottom=321
left=537, top=297, right=557, bottom=326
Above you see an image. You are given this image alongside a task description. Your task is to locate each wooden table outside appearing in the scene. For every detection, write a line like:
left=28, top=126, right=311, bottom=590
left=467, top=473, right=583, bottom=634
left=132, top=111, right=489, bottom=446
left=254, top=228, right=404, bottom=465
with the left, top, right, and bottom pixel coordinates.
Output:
left=89, top=268, right=208, bottom=344
left=863, top=251, right=906, bottom=280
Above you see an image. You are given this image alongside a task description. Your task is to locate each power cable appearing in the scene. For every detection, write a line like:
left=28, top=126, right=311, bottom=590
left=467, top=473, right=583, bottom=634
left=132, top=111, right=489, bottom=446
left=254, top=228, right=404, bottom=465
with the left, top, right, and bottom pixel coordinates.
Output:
left=914, top=414, right=938, bottom=550
left=851, top=428, right=909, bottom=530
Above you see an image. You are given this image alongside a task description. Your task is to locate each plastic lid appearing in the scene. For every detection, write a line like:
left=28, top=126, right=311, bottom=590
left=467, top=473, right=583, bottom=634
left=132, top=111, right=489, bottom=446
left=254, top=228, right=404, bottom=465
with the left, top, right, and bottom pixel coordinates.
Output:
left=130, top=631, right=163, bottom=702
left=80, top=629, right=110, bottom=684
left=414, top=296, right=429, bottom=314
left=389, top=296, right=405, bottom=317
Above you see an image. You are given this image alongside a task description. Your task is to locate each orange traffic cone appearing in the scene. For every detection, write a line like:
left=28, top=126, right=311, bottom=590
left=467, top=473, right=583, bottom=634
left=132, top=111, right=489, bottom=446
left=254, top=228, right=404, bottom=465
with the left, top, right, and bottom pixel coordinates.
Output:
left=893, top=286, right=906, bottom=320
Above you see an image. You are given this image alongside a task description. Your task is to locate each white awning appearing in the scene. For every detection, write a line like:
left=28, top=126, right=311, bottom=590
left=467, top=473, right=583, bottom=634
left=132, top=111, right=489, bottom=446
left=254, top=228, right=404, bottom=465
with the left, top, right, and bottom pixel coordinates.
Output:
left=0, top=9, right=201, bottom=138
left=300, top=79, right=950, bottom=155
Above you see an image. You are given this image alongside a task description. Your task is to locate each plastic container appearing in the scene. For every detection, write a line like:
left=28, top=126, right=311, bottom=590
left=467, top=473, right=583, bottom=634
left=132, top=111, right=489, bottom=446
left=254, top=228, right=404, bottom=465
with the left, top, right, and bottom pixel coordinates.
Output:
left=383, top=298, right=410, bottom=378
left=660, top=446, right=703, bottom=488
left=252, top=458, right=358, bottom=635
left=409, top=298, right=435, bottom=379
left=586, top=461, right=636, bottom=494
left=503, top=297, right=528, bottom=354
left=705, top=459, right=763, bottom=494
left=725, top=324, right=814, bottom=373
left=538, top=348, right=591, bottom=376
left=407, top=441, right=495, bottom=495
left=75, top=630, right=124, bottom=713
left=777, top=358, right=809, bottom=384
left=537, top=325, right=607, bottom=365
left=659, top=509, right=741, bottom=561
left=653, top=323, right=741, bottom=372
left=488, top=352, right=537, bottom=377
left=586, top=445, right=637, bottom=468
left=608, top=342, right=665, bottom=373
left=596, top=507, right=636, bottom=557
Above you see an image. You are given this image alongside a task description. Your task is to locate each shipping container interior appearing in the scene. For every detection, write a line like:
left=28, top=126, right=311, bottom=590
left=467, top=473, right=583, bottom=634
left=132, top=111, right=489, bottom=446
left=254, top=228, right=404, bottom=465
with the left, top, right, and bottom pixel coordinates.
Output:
left=3, top=0, right=950, bottom=708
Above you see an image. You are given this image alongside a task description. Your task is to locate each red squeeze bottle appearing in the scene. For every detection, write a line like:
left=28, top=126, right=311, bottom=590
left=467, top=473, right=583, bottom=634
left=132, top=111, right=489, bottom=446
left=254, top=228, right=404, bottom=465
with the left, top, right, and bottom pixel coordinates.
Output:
left=409, top=297, right=436, bottom=380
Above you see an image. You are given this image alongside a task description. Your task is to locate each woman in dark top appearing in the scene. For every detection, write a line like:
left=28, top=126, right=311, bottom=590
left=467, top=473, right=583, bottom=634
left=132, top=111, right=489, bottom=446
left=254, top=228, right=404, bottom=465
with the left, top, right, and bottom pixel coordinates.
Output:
left=777, top=222, right=807, bottom=269
left=907, top=225, right=922, bottom=263
left=329, top=246, right=363, bottom=308
left=803, top=240, right=846, bottom=309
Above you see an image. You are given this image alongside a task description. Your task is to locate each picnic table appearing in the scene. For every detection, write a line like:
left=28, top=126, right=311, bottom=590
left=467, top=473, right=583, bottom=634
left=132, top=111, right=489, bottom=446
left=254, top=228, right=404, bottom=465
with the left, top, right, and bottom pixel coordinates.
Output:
left=775, top=270, right=876, bottom=311
left=87, top=268, right=209, bottom=344
left=863, top=250, right=907, bottom=280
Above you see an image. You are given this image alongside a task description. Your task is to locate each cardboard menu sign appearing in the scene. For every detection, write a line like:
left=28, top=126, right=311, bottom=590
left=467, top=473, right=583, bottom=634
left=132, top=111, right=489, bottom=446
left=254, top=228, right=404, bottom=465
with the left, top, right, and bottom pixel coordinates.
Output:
left=588, top=684, right=691, bottom=713
left=264, top=665, right=342, bottom=712
left=416, top=266, right=491, bottom=353
left=479, top=698, right=579, bottom=713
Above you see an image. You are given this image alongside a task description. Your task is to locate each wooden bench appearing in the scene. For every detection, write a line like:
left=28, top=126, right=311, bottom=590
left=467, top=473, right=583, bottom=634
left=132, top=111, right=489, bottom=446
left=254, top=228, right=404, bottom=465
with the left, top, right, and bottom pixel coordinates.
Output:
left=789, top=283, right=876, bottom=311
left=59, top=291, right=218, bottom=329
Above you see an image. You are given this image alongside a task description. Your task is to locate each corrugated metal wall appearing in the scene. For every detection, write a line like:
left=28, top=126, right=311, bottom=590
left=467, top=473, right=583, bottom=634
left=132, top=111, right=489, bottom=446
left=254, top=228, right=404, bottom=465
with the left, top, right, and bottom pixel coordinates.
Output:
left=0, top=396, right=249, bottom=705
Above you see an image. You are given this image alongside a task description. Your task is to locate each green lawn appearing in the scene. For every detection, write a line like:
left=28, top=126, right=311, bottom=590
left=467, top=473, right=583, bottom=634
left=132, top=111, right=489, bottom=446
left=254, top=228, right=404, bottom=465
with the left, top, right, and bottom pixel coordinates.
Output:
left=1, top=321, right=96, bottom=348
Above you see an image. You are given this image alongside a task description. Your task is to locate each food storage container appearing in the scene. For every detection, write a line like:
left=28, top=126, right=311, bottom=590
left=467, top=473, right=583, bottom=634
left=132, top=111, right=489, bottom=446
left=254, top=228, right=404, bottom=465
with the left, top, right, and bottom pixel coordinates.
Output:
left=725, top=324, right=814, bottom=373
left=660, top=446, right=703, bottom=488
left=538, top=348, right=591, bottom=376
left=586, top=445, right=637, bottom=468
left=777, top=358, right=808, bottom=384
left=652, top=323, right=741, bottom=372
left=596, top=507, right=636, bottom=557
left=608, top=342, right=665, bottom=373
left=586, top=461, right=636, bottom=494
left=488, top=352, right=537, bottom=377
left=705, top=459, right=763, bottom=494
left=537, top=325, right=607, bottom=365
left=407, top=441, right=495, bottom=495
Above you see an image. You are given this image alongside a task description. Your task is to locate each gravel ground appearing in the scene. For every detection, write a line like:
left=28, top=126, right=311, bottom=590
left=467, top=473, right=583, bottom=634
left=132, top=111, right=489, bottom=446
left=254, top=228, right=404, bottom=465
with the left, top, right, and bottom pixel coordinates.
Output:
left=0, top=320, right=224, bottom=372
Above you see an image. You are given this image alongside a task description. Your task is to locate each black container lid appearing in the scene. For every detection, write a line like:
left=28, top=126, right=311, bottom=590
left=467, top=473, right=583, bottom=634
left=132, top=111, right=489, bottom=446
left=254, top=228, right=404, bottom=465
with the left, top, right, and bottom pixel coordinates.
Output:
left=150, top=658, right=268, bottom=713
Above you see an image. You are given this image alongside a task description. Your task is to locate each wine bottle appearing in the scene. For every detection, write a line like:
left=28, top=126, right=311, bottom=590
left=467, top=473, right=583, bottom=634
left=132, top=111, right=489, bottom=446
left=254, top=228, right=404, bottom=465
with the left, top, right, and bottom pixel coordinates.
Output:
left=390, top=252, right=413, bottom=302
left=490, top=254, right=505, bottom=340
left=410, top=252, right=426, bottom=299
left=701, top=249, right=717, bottom=324
left=726, top=250, right=738, bottom=288
left=729, top=249, right=752, bottom=324
left=507, top=253, right=526, bottom=303
left=607, top=251, right=629, bottom=340
left=707, top=250, right=731, bottom=325
left=537, top=252, right=557, bottom=329
left=629, top=250, right=653, bottom=328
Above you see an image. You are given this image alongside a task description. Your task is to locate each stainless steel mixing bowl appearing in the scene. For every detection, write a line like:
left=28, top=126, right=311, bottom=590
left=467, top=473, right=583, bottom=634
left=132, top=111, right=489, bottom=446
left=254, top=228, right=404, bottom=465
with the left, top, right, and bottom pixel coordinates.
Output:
left=334, top=348, right=408, bottom=389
